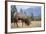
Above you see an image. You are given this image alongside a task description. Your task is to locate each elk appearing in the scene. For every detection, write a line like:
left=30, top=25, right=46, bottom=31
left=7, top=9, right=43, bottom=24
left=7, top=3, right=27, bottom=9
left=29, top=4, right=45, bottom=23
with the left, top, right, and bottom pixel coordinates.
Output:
left=13, top=12, right=31, bottom=27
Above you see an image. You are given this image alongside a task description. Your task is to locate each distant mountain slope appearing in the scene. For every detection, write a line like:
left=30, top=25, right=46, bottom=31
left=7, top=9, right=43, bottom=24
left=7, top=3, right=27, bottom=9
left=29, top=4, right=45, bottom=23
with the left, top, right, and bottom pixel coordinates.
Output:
left=23, top=7, right=41, bottom=16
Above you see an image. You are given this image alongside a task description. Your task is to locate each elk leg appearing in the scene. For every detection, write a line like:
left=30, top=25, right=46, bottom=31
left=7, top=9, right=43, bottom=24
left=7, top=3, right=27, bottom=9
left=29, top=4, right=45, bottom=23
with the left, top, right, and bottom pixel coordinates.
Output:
left=14, top=23, right=15, bottom=27
left=22, top=22, right=23, bottom=27
left=14, top=21, right=15, bottom=28
left=16, top=22, right=18, bottom=27
left=13, top=20, right=15, bottom=28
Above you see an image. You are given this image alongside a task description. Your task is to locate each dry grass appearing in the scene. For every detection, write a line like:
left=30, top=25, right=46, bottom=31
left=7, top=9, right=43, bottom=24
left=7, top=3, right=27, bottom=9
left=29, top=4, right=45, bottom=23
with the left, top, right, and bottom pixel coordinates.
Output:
left=30, top=21, right=41, bottom=27
left=11, top=21, right=41, bottom=28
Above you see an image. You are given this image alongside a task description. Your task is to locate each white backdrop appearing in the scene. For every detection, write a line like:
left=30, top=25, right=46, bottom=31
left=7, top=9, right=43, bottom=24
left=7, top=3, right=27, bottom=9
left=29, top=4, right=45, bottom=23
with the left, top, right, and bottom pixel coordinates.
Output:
left=0, top=0, right=46, bottom=34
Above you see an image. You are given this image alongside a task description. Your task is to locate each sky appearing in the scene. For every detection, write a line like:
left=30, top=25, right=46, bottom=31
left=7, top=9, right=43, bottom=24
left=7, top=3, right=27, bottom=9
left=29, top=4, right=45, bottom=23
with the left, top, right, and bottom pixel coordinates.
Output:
left=16, top=5, right=30, bottom=12
left=11, top=5, right=41, bottom=16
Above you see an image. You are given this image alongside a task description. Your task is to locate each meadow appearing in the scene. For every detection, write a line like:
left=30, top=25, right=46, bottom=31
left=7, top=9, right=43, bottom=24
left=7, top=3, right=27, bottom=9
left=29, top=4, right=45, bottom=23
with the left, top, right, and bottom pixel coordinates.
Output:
left=11, top=21, right=41, bottom=28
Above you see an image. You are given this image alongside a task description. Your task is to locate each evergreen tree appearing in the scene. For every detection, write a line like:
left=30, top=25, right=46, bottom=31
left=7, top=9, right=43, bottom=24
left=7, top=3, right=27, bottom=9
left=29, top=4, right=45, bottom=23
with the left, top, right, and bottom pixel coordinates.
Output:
left=38, top=14, right=41, bottom=21
left=11, top=5, right=17, bottom=22
left=20, top=8, right=23, bottom=14
left=31, top=12, right=34, bottom=21
left=24, top=11, right=26, bottom=15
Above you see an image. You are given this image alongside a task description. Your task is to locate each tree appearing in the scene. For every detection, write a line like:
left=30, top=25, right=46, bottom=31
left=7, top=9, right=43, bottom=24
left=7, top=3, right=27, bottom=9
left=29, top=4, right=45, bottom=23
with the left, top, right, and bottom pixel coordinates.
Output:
left=20, top=8, right=23, bottom=14
left=11, top=5, right=17, bottom=13
left=31, top=12, right=34, bottom=21
left=24, top=11, right=27, bottom=15
left=11, top=5, right=17, bottom=22
left=38, top=14, right=41, bottom=21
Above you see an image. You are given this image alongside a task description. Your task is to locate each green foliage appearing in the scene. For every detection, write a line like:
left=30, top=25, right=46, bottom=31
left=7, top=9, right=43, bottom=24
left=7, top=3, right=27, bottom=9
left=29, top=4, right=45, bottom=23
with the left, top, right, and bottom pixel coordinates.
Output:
left=11, top=5, right=17, bottom=22
left=31, top=12, right=34, bottom=21
left=20, top=8, right=23, bottom=14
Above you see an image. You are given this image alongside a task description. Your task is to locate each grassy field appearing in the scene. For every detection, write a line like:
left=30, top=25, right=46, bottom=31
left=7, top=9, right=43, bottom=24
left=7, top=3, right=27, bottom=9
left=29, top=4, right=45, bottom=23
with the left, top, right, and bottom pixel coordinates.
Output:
left=11, top=21, right=41, bottom=28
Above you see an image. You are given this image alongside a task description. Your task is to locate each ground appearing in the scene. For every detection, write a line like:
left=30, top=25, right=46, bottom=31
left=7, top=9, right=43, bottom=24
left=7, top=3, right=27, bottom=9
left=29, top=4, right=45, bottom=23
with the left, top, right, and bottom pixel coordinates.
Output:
left=11, top=21, right=41, bottom=28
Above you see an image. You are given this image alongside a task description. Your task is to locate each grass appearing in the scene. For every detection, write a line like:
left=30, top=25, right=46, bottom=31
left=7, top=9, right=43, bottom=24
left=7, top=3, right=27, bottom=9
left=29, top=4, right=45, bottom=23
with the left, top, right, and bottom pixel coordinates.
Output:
left=11, top=21, right=41, bottom=28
